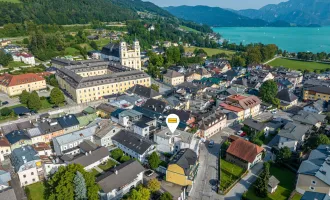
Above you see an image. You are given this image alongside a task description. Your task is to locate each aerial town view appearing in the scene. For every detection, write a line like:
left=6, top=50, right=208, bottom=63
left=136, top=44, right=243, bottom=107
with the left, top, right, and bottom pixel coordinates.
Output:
left=0, top=0, right=330, bottom=200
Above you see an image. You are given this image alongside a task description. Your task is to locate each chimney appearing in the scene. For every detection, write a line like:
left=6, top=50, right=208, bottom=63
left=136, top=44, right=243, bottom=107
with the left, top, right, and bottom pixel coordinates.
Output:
left=115, top=170, right=118, bottom=175
left=89, top=151, right=91, bottom=154
left=85, top=152, right=88, bottom=156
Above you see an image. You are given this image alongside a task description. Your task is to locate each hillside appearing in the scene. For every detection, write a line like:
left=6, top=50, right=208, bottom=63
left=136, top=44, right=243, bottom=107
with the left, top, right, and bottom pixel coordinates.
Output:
left=0, top=0, right=173, bottom=26
left=164, top=5, right=290, bottom=27
left=238, top=0, right=330, bottom=26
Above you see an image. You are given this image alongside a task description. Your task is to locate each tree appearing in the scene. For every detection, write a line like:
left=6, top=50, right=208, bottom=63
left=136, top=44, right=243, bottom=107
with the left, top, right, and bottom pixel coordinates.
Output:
left=150, top=84, right=159, bottom=92
left=127, top=186, right=150, bottom=200
left=73, top=171, right=87, bottom=200
left=148, top=152, right=161, bottom=169
left=0, top=50, right=13, bottom=66
left=254, top=162, right=270, bottom=198
left=19, top=90, right=30, bottom=104
left=0, top=107, right=12, bottom=116
left=306, top=134, right=330, bottom=150
left=49, top=77, right=59, bottom=87
left=230, top=55, right=246, bottom=67
left=50, top=87, right=65, bottom=105
left=147, top=178, right=160, bottom=192
left=90, top=41, right=98, bottom=50
left=160, top=192, right=172, bottom=200
left=45, top=164, right=100, bottom=200
left=111, top=149, right=123, bottom=160
left=27, top=91, right=41, bottom=110
left=275, top=147, right=292, bottom=164
left=120, top=155, right=131, bottom=163
left=259, top=80, right=278, bottom=104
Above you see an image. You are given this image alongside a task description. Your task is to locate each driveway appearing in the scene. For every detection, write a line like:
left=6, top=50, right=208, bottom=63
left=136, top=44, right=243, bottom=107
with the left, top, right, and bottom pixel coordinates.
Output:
left=0, top=93, right=20, bottom=108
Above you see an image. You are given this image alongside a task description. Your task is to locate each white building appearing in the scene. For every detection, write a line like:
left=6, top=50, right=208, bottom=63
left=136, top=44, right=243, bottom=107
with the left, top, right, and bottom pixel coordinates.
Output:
left=11, top=145, right=42, bottom=186
left=97, top=160, right=145, bottom=200
left=278, top=122, right=310, bottom=152
left=154, top=128, right=200, bottom=155
left=120, top=40, right=141, bottom=71
left=93, top=120, right=122, bottom=147
left=12, top=52, right=35, bottom=65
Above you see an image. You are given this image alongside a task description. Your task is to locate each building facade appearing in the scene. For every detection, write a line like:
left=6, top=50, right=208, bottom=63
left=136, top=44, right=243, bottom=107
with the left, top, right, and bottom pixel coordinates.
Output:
left=303, top=86, right=330, bottom=101
left=197, top=111, right=227, bottom=139
left=163, top=70, right=184, bottom=86
left=120, top=41, right=141, bottom=71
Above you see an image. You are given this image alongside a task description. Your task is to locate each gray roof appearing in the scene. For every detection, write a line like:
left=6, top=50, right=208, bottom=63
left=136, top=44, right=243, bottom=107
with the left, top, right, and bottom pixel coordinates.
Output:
left=155, top=128, right=193, bottom=144
left=53, top=125, right=97, bottom=146
left=38, top=118, right=62, bottom=134
left=26, top=127, right=42, bottom=138
left=12, top=145, right=40, bottom=172
left=278, top=122, right=310, bottom=141
left=67, top=146, right=109, bottom=167
left=127, top=84, right=160, bottom=99
left=0, top=170, right=11, bottom=187
left=276, top=89, right=298, bottom=102
left=243, top=118, right=267, bottom=131
left=164, top=70, right=184, bottom=78
left=169, top=149, right=197, bottom=176
left=97, top=160, right=145, bottom=193
left=305, top=99, right=327, bottom=113
left=112, top=130, right=155, bottom=155
left=306, top=86, right=330, bottom=95
left=94, top=120, right=122, bottom=139
left=96, top=103, right=117, bottom=114
left=292, top=110, right=326, bottom=126
left=142, top=99, right=167, bottom=113
left=268, top=175, right=280, bottom=188
left=301, top=191, right=329, bottom=200
left=0, top=188, right=17, bottom=200
left=16, top=121, right=34, bottom=130
left=78, top=140, right=98, bottom=152
left=198, top=111, right=226, bottom=130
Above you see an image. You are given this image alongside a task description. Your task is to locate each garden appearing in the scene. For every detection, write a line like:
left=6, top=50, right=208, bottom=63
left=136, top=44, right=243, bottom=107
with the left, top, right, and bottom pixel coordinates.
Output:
left=220, top=158, right=246, bottom=192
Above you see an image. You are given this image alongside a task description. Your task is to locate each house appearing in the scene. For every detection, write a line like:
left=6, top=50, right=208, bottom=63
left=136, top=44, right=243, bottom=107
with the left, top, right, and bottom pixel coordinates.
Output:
left=165, top=109, right=195, bottom=129
left=303, top=86, right=330, bottom=101
left=268, top=176, right=280, bottom=193
left=12, top=52, right=35, bottom=65
left=278, top=122, right=310, bottom=152
left=304, top=100, right=327, bottom=114
left=292, top=110, right=326, bottom=128
left=26, top=127, right=45, bottom=144
left=301, top=191, right=330, bottom=200
left=163, top=41, right=172, bottom=48
left=196, top=111, right=227, bottom=139
left=0, top=136, right=11, bottom=161
left=11, top=145, right=42, bottom=186
left=117, top=109, right=143, bottom=129
left=96, top=103, right=117, bottom=118
left=5, top=130, right=32, bottom=151
left=166, top=148, right=198, bottom=186
left=296, top=145, right=330, bottom=195
left=226, top=138, right=264, bottom=169
left=142, top=99, right=167, bottom=114
left=242, top=118, right=270, bottom=136
left=219, top=95, right=261, bottom=121
left=127, top=84, right=161, bottom=99
left=57, top=115, right=80, bottom=134
left=93, top=120, right=122, bottom=147
left=0, top=168, right=11, bottom=191
left=52, top=125, right=97, bottom=156
left=277, top=89, right=298, bottom=110
left=100, top=43, right=120, bottom=61
left=163, top=70, right=184, bottom=86
left=112, top=130, right=156, bottom=163
left=97, top=160, right=145, bottom=200
left=61, top=146, right=109, bottom=171
left=185, top=72, right=201, bottom=82
left=38, top=118, right=65, bottom=143
left=133, top=116, right=157, bottom=137
left=0, top=73, right=46, bottom=96
left=154, top=128, right=200, bottom=155
left=0, top=40, right=11, bottom=47
left=32, top=143, right=52, bottom=157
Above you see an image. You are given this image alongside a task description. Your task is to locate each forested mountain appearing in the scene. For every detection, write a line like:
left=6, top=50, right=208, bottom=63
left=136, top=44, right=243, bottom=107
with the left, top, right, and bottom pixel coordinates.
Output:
left=0, top=0, right=172, bottom=26
left=237, top=0, right=330, bottom=26
left=164, top=6, right=290, bottom=27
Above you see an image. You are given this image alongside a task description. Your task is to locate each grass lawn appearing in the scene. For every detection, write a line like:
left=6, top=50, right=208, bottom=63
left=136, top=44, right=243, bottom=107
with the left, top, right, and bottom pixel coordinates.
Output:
left=291, top=193, right=302, bottom=200
left=95, top=38, right=111, bottom=48
left=0, top=0, right=21, bottom=3
left=90, top=169, right=100, bottom=177
left=269, top=58, right=330, bottom=71
left=179, top=25, right=200, bottom=33
left=0, top=115, right=17, bottom=123
left=25, top=182, right=45, bottom=200
left=184, top=47, right=235, bottom=57
left=220, top=159, right=246, bottom=191
left=7, top=61, right=28, bottom=68
left=98, top=160, right=117, bottom=171
left=244, top=164, right=296, bottom=200
left=64, top=47, right=81, bottom=56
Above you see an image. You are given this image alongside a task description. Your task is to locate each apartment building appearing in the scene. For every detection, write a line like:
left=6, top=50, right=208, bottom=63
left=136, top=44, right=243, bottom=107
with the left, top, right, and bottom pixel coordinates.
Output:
left=0, top=136, right=11, bottom=161
left=163, top=70, right=184, bottom=86
left=197, top=111, right=227, bottom=139
left=0, top=73, right=46, bottom=96
left=56, top=60, right=150, bottom=104
left=303, top=86, right=330, bottom=101
left=12, top=52, right=35, bottom=65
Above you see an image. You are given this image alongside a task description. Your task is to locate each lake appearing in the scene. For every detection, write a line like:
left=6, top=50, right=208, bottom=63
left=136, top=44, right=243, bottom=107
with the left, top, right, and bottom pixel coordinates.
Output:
left=213, top=27, right=330, bottom=53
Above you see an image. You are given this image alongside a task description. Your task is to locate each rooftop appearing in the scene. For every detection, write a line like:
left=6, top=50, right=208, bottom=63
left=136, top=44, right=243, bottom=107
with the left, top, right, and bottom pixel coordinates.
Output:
left=127, top=84, right=161, bottom=99
left=226, top=138, right=264, bottom=163
left=0, top=73, right=44, bottom=87
left=57, top=115, right=79, bottom=128
left=278, top=122, right=310, bottom=141
left=12, top=145, right=40, bottom=172
left=164, top=70, right=184, bottom=78
left=169, top=149, right=198, bottom=176
left=53, top=125, right=97, bottom=146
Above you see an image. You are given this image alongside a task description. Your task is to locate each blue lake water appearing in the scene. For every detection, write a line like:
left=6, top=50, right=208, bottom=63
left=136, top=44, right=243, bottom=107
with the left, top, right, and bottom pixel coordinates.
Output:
left=213, top=27, right=330, bottom=53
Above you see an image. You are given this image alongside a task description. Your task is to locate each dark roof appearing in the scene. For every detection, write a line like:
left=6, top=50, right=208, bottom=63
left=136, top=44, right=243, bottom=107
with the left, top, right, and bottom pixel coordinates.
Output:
left=57, top=115, right=79, bottom=128
left=12, top=106, right=30, bottom=115
left=110, top=108, right=125, bottom=118
left=78, top=140, right=98, bottom=152
left=100, top=43, right=119, bottom=57
left=5, top=130, right=29, bottom=144
left=96, top=103, right=117, bottom=114
left=169, top=149, right=197, bottom=176
left=276, top=89, right=298, bottom=102
left=68, top=146, right=109, bottom=167
left=133, top=106, right=164, bottom=120
left=38, top=119, right=62, bottom=134
left=127, top=84, right=160, bottom=99
left=301, top=191, right=329, bottom=200
left=166, top=109, right=191, bottom=124
left=111, top=130, right=154, bottom=155
left=134, top=121, right=149, bottom=128
left=306, top=86, right=330, bottom=95
left=96, top=160, right=145, bottom=193
left=142, top=99, right=167, bottom=113
left=242, top=118, right=267, bottom=131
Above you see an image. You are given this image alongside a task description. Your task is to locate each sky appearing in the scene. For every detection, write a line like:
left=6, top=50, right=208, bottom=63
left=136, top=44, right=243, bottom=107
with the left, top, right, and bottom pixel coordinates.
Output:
left=147, top=0, right=288, bottom=10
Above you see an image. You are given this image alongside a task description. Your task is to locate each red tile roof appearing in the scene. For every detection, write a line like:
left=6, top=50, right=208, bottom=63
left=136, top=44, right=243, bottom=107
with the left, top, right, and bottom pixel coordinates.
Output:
left=219, top=103, right=244, bottom=112
left=0, top=136, right=10, bottom=147
left=226, top=138, right=264, bottom=163
left=0, top=73, right=45, bottom=87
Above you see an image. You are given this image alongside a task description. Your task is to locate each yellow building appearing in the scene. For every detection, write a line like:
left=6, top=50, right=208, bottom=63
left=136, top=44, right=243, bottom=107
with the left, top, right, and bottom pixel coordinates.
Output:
left=163, top=70, right=184, bottom=86
left=0, top=73, right=46, bottom=96
left=303, top=86, right=330, bottom=101
left=56, top=60, right=151, bottom=104
left=166, top=149, right=198, bottom=186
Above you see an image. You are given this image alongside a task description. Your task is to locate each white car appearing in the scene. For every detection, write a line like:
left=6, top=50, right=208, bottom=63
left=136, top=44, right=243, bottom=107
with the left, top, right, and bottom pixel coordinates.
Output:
left=271, top=110, right=277, bottom=114
left=236, top=130, right=243, bottom=135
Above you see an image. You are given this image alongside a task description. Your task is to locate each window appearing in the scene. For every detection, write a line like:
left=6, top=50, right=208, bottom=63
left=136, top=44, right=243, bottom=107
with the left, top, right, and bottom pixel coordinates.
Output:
left=311, top=180, right=316, bottom=185
left=25, top=181, right=28, bottom=184
left=32, top=178, right=35, bottom=182
left=23, top=175, right=26, bottom=178
left=31, top=172, right=34, bottom=175
left=310, top=186, right=315, bottom=190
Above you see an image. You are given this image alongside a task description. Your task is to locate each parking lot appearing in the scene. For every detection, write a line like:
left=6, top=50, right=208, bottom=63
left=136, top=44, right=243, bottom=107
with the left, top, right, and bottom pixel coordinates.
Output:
left=0, top=93, right=20, bottom=108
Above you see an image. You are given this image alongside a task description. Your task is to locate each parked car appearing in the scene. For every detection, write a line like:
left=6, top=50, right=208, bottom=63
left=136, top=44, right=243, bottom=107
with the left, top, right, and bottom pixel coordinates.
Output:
left=52, top=105, right=59, bottom=109
left=0, top=101, right=8, bottom=106
left=145, top=170, right=154, bottom=177
left=208, top=140, right=215, bottom=148
left=236, top=130, right=243, bottom=135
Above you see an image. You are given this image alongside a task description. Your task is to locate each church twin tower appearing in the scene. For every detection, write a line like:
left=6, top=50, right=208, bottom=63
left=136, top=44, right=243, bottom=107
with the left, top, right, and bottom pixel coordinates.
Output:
left=119, top=40, right=141, bottom=71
